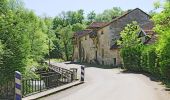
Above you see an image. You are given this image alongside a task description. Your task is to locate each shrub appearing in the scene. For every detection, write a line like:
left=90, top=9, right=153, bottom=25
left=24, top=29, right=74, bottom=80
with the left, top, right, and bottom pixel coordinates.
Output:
left=118, top=22, right=142, bottom=72
left=147, top=47, right=160, bottom=76
left=141, top=49, right=149, bottom=72
left=121, top=46, right=142, bottom=72
left=157, top=41, right=170, bottom=79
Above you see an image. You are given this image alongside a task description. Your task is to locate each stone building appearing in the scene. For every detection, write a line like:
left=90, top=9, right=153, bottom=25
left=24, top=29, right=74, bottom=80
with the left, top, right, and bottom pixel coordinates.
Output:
left=72, top=8, right=156, bottom=66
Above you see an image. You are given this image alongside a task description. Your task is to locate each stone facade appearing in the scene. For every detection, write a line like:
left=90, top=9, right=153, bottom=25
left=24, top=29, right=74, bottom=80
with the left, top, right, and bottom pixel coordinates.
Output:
left=73, top=34, right=95, bottom=63
left=73, top=8, right=154, bottom=66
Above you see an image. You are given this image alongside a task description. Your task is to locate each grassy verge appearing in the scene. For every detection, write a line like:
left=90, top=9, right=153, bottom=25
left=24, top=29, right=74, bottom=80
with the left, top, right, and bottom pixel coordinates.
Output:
left=162, top=79, right=170, bottom=89
left=50, top=59, right=64, bottom=63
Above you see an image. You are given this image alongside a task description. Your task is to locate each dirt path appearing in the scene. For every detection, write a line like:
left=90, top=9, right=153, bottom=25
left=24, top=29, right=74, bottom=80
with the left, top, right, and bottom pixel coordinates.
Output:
left=39, top=64, right=170, bottom=100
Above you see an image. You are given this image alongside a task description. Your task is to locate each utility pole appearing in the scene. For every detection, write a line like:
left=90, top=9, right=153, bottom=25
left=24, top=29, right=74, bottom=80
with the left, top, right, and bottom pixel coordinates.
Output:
left=48, top=39, right=51, bottom=67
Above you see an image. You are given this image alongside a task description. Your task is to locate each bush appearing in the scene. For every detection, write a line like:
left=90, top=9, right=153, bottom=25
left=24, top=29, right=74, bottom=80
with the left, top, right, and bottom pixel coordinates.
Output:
left=147, top=48, right=160, bottom=76
left=118, top=22, right=142, bottom=72
left=140, top=46, right=161, bottom=77
left=141, top=49, right=149, bottom=72
left=158, top=43, right=170, bottom=79
left=152, top=0, right=170, bottom=80
left=121, top=46, right=142, bottom=72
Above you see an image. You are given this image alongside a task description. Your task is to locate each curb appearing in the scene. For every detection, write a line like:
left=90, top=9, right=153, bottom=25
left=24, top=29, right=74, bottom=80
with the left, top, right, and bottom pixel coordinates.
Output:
left=22, top=81, right=84, bottom=100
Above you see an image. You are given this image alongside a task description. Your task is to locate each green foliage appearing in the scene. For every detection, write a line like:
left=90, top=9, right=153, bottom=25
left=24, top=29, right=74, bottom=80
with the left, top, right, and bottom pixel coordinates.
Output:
left=147, top=47, right=160, bottom=76
left=0, top=41, right=4, bottom=65
left=72, top=23, right=86, bottom=32
left=52, top=9, right=86, bottom=61
left=0, top=0, right=52, bottom=81
left=153, top=1, right=161, bottom=9
left=141, top=46, right=160, bottom=76
left=53, top=9, right=85, bottom=28
left=57, top=25, right=73, bottom=60
left=152, top=1, right=170, bottom=79
left=121, top=47, right=142, bottom=72
left=141, top=47, right=149, bottom=72
left=50, top=59, right=64, bottom=63
left=117, top=0, right=170, bottom=81
left=119, top=1, right=170, bottom=80
left=95, top=7, right=123, bottom=22
left=148, top=10, right=157, bottom=17
left=87, top=11, right=96, bottom=24
left=118, top=22, right=142, bottom=72
left=118, top=21, right=141, bottom=48
left=51, top=7, right=124, bottom=61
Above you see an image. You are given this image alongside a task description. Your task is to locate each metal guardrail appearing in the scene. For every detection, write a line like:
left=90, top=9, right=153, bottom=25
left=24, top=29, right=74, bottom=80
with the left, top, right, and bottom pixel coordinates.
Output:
left=49, top=64, right=73, bottom=78
left=22, top=65, right=77, bottom=97
left=0, top=64, right=78, bottom=99
left=22, top=72, right=60, bottom=97
left=0, top=80, right=15, bottom=100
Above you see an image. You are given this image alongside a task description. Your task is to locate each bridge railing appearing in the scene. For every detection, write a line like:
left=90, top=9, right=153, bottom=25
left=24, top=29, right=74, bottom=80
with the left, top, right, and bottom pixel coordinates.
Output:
left=0, top=64, right=79, bottom=99
left=22, top=65, right=77, bottom=97
left=22, top=72, right=62, bottom=97
left=0, top=79, right=15, bottom=100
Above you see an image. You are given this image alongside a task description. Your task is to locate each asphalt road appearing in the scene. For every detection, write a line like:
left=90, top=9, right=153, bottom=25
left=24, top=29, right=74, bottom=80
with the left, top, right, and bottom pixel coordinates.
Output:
left=39, top=64, right=170, bottom=100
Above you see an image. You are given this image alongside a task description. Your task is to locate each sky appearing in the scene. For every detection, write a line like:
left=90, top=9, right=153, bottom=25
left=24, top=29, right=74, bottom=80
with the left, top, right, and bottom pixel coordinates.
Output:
left=23, top=0, right=160, bottom=17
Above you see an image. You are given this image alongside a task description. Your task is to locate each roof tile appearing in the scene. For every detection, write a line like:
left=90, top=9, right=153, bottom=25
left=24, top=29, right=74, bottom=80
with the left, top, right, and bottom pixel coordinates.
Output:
left=87, top=22, right=109, bottom=29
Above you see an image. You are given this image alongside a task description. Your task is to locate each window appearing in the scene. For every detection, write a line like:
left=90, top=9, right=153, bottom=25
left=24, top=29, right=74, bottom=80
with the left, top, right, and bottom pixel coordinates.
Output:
left=85, top=36, right=87, bottom=40
left=113, top=58, right=116, bottom=66
left=101, top=31, right=104, bottom=35
left=102, top=61, right=104, bottom=65
left=102, top=49, right=104, bottom=58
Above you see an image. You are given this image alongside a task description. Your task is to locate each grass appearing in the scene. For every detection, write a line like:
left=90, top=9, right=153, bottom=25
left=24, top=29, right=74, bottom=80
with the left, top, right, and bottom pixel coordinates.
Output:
left=70, top=62, right=122, bottom=69
left=50, top=59, right=64, bottom=63
left=122, top=68, right=170, bottom=90
left=162, top=79, right=170, bottom=89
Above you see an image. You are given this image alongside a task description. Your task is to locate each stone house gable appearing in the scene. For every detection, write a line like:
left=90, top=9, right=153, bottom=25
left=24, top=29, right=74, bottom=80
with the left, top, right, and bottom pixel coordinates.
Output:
left=107, top=8, right=151, bottom=47
left=73, top=8, right=155, bottom=66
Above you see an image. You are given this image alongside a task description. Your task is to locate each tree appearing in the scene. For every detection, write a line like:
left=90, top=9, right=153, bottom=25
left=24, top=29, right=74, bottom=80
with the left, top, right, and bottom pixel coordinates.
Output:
left=57, top=26, right=73, bottom=60
left=52, top=9, right=86, bottom=60
left=118, top=21, right=142, bottom=71
left=77, top=9, right=84, bottom=24
left=53, top=9, right=85, bottom=28
left=95, top=7, right=123, bottom=22
left=0, top=0, right=52, bottom=81
left=0, top=41, right=4, bottom=64
left=72, top=23, right=86, bottom=32
left=87, top=11, right=96, bottom=24
left=118, top=21, right=141, bottom=48
left=152, top=1, right=170, bottom=79
left=0, top=2, right=30, bottom=79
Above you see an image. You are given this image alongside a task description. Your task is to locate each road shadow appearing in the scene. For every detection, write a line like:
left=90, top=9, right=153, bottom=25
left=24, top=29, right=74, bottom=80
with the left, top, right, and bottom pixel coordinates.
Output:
left=65, top=62, right=120, bottom=69
left=65, top=61, right=170, bottom=91
left=122, top=70, right=170, bottom=91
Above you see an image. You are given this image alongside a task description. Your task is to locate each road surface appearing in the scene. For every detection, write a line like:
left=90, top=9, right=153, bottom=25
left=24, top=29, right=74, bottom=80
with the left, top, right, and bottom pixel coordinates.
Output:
left=39, top=64, right=170, bottom=100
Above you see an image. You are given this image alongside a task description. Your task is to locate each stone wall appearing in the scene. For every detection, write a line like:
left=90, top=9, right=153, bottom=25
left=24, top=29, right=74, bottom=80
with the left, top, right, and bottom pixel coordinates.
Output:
left=96, top=25, right=122, bottom=66
left=109, top=9, right=151, bottom=46
left=73, top=35, right=95, bottom=63
left=73, top=8, right=151, bottom=66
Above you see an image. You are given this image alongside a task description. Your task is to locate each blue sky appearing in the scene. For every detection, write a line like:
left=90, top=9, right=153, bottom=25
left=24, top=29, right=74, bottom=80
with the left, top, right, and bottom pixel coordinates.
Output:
left=23, top=0, right=160, bottom=17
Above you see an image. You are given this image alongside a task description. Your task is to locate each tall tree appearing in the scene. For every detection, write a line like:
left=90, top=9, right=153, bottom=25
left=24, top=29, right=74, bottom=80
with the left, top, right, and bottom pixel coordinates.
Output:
left=152, top=1, right=170, bottom=79
left=56, top=26, right=73, bottom=60
left=95, top=7, right=123, bottom=22
left=0, top=0, right=51, bottom=80
left=118, top=21, right=142, bottom=71
left=87, top=11, right=96, bottom=24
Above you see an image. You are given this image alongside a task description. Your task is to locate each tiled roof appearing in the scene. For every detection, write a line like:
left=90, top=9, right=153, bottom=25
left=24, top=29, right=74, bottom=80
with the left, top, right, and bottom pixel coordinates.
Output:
left=99, top=8, right=151, bottom=29
left=144, top=30, right=158, bottom=44
left=140, top=21, right=154, bottom=31
left=74, top=22, right=109, bottom=37
left=87, top=22, right=109, bottom=29
left=110, top=42, right=120, bottom=50
left=110, top=30, right=157, bottom=49
left=74, top=29, right=92, bottom=37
